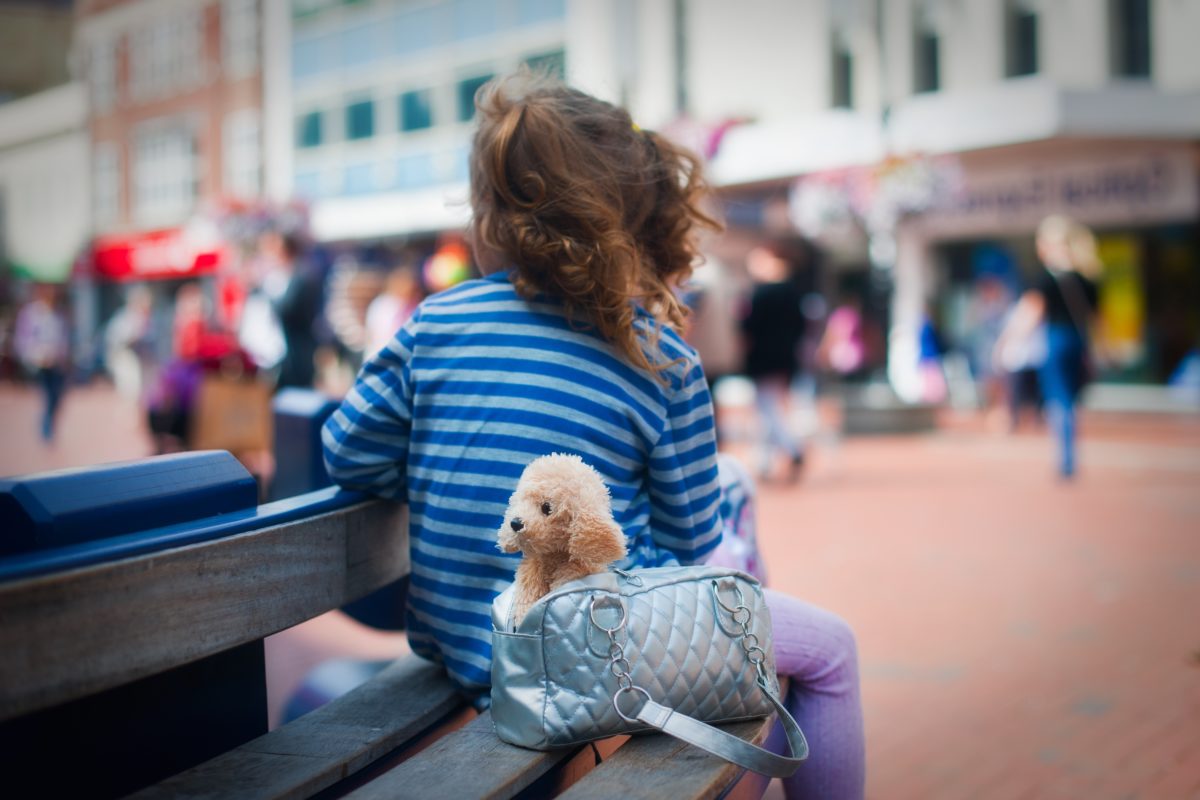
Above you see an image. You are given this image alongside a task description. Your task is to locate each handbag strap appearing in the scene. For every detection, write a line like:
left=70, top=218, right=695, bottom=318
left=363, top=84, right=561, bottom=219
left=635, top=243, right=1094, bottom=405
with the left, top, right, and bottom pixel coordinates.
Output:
left=628, top=680, right=810, bottom=778
left=592, top=579, right=809, bottom=778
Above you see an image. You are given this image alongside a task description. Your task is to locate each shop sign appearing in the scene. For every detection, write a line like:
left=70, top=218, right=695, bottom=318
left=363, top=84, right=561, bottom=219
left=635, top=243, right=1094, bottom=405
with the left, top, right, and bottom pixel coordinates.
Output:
left=93, top=225, right=224, bottom=281
left=918, top=147, right=1198, bottom=235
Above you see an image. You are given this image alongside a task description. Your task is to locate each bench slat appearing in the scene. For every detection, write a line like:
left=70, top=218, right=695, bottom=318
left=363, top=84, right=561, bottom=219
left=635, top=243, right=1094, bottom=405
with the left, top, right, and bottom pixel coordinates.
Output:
left=343, top=711, right=578, bottom=800
left=131, top=655, right=462, bottom=800
left=558, top=715, right=778, bottom=800
left=0, top=499, right=407, bottom=721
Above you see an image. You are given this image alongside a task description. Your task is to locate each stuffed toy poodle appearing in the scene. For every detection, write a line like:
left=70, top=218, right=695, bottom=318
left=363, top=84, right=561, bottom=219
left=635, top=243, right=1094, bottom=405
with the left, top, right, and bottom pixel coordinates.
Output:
left=497, top=453, right=628, bottom=623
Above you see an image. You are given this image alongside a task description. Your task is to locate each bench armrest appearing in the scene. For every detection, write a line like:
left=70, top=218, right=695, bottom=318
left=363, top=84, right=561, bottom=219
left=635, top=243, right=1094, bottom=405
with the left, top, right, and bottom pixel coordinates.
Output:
left=0, top=496, right=408, bottom=722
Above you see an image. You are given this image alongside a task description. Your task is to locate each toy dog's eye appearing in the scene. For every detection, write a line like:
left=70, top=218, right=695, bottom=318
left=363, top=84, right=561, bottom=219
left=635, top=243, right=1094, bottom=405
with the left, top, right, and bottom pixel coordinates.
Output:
left=541, top=501, right=552, bottom=516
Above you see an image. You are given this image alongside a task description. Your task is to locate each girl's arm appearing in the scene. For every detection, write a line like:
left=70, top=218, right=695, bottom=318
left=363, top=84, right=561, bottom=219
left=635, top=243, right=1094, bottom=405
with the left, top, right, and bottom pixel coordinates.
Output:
left=320, top=313, right=419, bottom=500
left=646, top=355, right=723, bottom=564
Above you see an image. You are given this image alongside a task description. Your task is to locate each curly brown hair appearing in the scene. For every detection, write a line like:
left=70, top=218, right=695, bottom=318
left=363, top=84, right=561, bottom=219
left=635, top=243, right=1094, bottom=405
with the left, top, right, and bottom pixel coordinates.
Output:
left=468, top=72, right=720, bottom=380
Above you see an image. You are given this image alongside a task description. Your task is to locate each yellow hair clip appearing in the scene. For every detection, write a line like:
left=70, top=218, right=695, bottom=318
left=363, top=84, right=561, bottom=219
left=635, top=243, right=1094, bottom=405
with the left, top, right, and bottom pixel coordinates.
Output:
left=632, top=122, right=641, bottom=132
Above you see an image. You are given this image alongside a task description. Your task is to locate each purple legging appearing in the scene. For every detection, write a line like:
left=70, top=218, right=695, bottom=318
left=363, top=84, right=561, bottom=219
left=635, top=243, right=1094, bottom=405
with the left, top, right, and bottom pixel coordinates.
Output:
left=709, top=456, right=865, bottom=799
left=765, top=589, right=865, bottom=800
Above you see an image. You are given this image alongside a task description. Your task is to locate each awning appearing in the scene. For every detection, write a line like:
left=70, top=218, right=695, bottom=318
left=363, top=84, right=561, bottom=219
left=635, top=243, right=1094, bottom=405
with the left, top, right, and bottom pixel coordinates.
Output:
left=92, top=225, right=225, bottom=282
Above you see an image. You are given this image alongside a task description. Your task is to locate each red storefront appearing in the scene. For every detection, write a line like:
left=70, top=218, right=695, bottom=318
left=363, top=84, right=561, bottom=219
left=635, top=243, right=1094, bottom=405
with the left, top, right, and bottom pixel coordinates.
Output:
left=91, top=226, right=226, bottom=283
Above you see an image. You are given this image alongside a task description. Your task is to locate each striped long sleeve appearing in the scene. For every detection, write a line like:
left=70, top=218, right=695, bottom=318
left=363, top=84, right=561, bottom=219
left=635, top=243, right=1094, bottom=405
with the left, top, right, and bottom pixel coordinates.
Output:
left=321, top=311, right=419, bottom=500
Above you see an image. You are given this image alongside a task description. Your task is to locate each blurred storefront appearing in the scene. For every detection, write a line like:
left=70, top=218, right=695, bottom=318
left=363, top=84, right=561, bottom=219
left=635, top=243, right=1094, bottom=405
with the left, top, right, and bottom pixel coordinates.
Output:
left=915, top=141, right=1199, bottom=386
left=74, top=0, right=266, bottom=360
left=749, top=86, right=1200, bottom=400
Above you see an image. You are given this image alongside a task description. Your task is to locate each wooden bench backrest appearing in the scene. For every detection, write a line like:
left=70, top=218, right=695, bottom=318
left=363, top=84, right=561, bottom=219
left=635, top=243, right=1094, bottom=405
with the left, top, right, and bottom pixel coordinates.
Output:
left=0, top=495, right=406, bottom=722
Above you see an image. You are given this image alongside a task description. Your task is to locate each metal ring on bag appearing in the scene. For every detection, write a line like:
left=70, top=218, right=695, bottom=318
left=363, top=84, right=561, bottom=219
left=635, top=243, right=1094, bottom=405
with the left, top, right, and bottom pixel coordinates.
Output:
left=612, top=686, right=652, bottom=723
left=711, top=580, right=746, bottom=615
left=610, top=657, right=633, bottom=677
left=589, top=595, right=626, bottom=633
left=710, top=581, right=748, bottom=637
left=746, top=646, right=767, bottom=665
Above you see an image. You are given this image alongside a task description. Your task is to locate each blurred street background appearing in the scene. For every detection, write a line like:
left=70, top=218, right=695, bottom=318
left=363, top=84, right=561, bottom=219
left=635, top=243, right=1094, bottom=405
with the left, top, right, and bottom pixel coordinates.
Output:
left=1, top=0, right=1198, bottom=797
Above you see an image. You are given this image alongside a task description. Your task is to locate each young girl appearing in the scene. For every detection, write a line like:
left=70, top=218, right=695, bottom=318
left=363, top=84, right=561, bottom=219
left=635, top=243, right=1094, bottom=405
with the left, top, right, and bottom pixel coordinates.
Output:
left=322, top=73, right=864, bottom=800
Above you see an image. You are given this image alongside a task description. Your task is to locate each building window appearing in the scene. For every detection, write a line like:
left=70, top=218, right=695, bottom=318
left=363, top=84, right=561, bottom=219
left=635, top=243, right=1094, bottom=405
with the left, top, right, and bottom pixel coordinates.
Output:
left=516, top=0, right=566, bottom=26
left=831, top=35, right=853, bottom=108
left=292, top=34, right=330, bottom=81
left=294, top=170, right=323, bottom=199
left=1111, top=0, right=1151, bottom=78
left=395, top=152, right=437, bottom=190
left=457, top=73, right=493, bottom=122
left=341, top=22, right=378, bottom=69
left=1005, top=1, right=1038, bottom=77
left=453, top=0, right=497, bottom=41
left=913, top=24, right=940, bottom=93
left=89, top=40, right=117, bottom=113
left=92, top=143, right=121, bottom=230
left=223, top=0, right=259, bottom=79
left=130, top=10, right=205, bottom=102
left=298, top=111, right=323, bottom=148
left=524, top=49, right=565, bottom=80
left=392, top=4, right=443, bottom=59
left=224, top=109, right=261, bottom=198
left=399, top=89, right=434, bottom=132
left=133, top=122, right=198, bottom=226
left=342, top=163, right=376, bottom=195
left=346, top=99, right=375, bottom=140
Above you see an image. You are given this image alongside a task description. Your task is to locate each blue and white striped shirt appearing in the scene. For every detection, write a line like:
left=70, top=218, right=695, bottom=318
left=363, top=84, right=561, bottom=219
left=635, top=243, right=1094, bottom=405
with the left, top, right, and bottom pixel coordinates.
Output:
left=321, top=270, right=722, bottom=690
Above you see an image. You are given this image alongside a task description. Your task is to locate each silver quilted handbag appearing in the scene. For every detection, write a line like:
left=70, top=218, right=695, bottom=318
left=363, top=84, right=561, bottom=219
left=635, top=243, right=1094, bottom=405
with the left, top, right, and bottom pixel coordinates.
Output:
left=490, top=565, right=809, bottom=777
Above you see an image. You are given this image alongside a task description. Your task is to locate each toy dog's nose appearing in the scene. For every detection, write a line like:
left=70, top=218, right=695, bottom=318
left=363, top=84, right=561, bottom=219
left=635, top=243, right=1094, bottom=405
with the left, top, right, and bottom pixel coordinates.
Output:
left=510, top=517, right=524, bottom=532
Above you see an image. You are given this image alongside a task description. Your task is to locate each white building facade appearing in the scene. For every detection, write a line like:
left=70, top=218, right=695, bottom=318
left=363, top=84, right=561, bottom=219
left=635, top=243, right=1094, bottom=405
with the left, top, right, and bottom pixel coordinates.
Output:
left=266, top=0, right=1200, bottom=389
left=0, top=83, right=90, bottom=285
left=277, top=0, right=567, bottom=242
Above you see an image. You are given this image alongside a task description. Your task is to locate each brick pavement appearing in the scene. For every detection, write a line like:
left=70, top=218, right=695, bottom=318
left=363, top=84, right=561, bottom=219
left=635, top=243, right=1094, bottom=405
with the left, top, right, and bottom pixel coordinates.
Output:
left=0, top=380, right=153, bottom=477
left=746, top=414, right=1200, bottom=800
left=3, top=382, right=1198, bottom=798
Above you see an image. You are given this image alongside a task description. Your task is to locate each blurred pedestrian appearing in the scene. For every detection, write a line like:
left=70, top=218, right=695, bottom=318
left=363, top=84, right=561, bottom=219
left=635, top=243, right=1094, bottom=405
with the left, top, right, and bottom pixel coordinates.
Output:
left=104, top=285, right=155, bottom=402
left=741, top=243, right=806, bottom=482
left=993, top=298, right=1046, bottom=433
left=683, top=255, right=744, bottom=446
left=258, top=229, right=321, bottom=389
left=817, top=293, right=867, bottom=382
left=997, top=216, right=1100, bottom=478
left=365, top=263, right=422, bottom=356
left=916, top=306, right=948, bottom=404
left=966, top=275, right=1015, bottom=428
left=147, top=282, right=254, bottom=453
left=15, top=284, right=70, bottom=442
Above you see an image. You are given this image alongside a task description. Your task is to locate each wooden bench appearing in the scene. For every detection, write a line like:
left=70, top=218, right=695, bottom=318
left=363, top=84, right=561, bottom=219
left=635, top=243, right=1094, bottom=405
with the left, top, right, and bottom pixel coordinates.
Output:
left=0, top=457, right=783, bottom=800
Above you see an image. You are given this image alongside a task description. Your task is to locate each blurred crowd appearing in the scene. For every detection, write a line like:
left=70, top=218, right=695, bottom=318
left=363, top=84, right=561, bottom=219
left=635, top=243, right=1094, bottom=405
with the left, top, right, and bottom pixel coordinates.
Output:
left=5, top=212, right=1198, bottom=486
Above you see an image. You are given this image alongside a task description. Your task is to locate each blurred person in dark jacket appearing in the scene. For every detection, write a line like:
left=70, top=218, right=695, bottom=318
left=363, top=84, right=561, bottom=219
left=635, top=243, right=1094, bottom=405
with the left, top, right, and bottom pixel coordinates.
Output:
left=258, top=229, right=321, bottom=389
left=740, top=241, right=807, bottom=482
left=997, top=216, right=1100, bottom=478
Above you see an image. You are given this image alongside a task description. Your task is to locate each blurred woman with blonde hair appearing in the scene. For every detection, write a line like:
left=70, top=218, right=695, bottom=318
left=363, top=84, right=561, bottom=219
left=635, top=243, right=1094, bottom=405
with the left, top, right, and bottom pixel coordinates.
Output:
left=997, top=215, right=1100, bottom=478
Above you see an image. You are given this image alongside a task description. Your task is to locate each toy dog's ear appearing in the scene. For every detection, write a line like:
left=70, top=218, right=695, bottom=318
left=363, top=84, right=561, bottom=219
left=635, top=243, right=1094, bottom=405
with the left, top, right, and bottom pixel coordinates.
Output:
left=569, top=511, right=627, bottom=567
